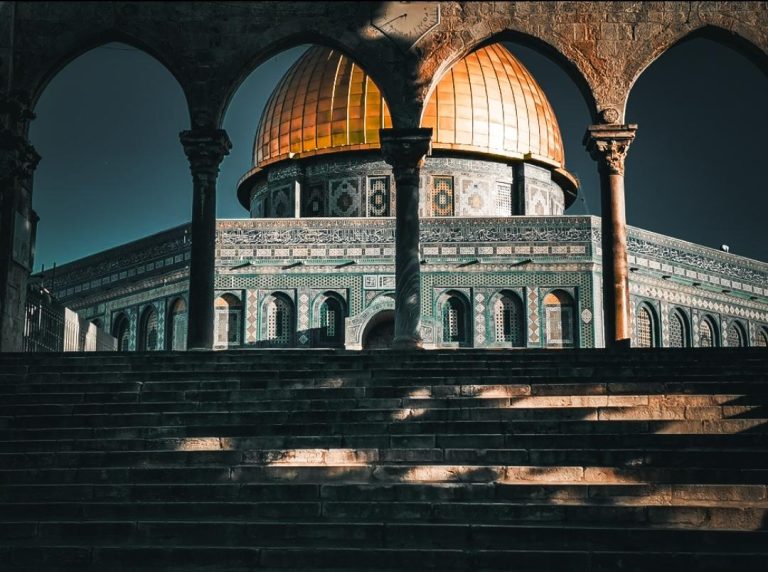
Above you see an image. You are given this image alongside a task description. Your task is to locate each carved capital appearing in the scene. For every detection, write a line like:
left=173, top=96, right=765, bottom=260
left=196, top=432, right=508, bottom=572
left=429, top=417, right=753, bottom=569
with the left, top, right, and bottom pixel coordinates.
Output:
left=584, top=124, right=637, bottom=176
left=180, top=129, right=232, bottom=179
left=0, top=130, right=41, bottom=181
left=0, top=94, right=36, bottom=134
left=380, top=127, right=433, bottom=175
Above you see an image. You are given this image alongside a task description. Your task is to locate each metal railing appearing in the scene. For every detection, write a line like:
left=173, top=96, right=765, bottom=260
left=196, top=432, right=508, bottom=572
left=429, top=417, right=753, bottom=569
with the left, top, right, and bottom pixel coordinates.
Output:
left=23, top=287, right=117, bottom=352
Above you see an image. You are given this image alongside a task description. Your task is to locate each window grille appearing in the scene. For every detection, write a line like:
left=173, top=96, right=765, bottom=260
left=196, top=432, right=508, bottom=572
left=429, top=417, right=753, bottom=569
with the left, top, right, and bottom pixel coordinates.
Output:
left=699, top=319, right=714, bottom=347
left=169, top=300, right=187, bottom=351
left=267, top=297, right=293, bottom=345
left=496, top=182, right=513, bottom=216
left=442, top=297, right=464, bottom=343
left=757, top=330, right=768, bottom=348
left=494, top=295, right=523, bottom=346
left=367, top=176, right=390, bottom=217
left=727, top=322, right=744, bottom=347
left=431, top=176, right=454, bottom=217
left=141, top=309, right=158, bottom=351
left=227, top=311, right=240, bottom=344
left=669, top=311, right=685, bottom=348
left=636, top=306, right=653, bottom=348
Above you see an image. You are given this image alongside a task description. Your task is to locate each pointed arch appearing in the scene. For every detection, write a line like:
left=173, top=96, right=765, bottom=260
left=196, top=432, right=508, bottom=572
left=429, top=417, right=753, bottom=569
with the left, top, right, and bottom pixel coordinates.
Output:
left=698, top=315, right=719, bottom=348
left=167, top=297, right=188, bottom=351
left=137, top=305, right=159, bottom=352
left=543, top=289, right=576, bottom=348
left=668, top=308, right=690, bottom=349
left=634, top=302, right=659, bottom=348
left=437, top=290, right=471, bottom=347
left=112, top=312, right=131, bottom=352
left=490, top=290, right=525, bottom=347
left=262, top=292, right=295, bottom=347
left=214, top=293, right=243, bottom=349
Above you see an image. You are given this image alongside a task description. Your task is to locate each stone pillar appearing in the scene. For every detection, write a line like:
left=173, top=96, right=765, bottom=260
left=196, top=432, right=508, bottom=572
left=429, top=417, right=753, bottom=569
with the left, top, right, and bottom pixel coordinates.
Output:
left=380, top=127, right=432, bottom=350
left=180, top=128, right=231, bottom=351
left=0, top=96, right=40, bottom=352
left=584, top=124, right=637, bottom=349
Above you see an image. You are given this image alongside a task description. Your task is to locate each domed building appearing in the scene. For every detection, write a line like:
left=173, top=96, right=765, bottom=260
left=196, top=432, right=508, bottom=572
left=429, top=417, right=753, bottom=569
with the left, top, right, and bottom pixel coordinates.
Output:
left=34, top=45, right=768, bottom=352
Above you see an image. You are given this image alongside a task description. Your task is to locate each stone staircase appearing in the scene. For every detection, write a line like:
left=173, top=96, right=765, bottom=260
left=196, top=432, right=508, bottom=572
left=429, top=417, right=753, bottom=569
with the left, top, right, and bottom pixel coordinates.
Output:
left=0, top=348, right=766, bottom=571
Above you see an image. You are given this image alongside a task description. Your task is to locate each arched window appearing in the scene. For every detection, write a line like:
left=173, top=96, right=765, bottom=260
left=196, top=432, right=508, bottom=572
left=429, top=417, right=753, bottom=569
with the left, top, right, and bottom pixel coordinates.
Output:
left=265, top=294, right=294, bottom=346
left=167, top=298, right=187, bottom=351
left=756, top=327, right=768, bottom=348
left=317, top=295, right=345, bottom=346
left=493, top=291, right=524, bottom=347
left=138, top=305, right=158, bottom=351
left=543, top=290, right=575, bottom=348
left=214, top=294, right=242, bottom=348
left=699, top=316, right=718, bottom=348
left=669, top=309, right=689, bottom=348
left=635, top=304, right=657, bottom=348
left=112, top=313, right=130, bottom=352
left=726, top=321, right=746, bottom=348
left=441, top=292, right=470, bottom=345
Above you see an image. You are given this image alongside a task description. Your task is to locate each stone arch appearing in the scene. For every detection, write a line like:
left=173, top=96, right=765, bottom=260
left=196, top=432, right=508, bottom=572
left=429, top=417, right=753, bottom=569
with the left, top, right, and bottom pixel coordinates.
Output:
left=26, top=32, right=191, bottom=123
left=345, top=294, right=395, bottom=350
left=489, top=290, right=526, bottom=347
left=112, top=312, right=130, bottom=352
left=756, top=326, right=768, bottom=348
left=436, top=290, right=472, bottom=347
left=361, top=310, right=395, bottom=351
left=137, top=304, right=159, bottom=352
left=625, top=24, right=768, bottom=117
left=422, top=33, right=599, bottom=124
left=311, top=291, right=347, bottom=347
left=542, top=289, right=576, bottom=348
left=166, top=296, right=188, bottom=351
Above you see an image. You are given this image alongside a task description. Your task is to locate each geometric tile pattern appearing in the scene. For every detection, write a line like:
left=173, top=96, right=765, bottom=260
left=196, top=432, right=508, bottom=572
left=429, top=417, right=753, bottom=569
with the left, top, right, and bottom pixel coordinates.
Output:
left=528, top=288, right=540, bottom=345
left=246, top=289, right=258, bottom=344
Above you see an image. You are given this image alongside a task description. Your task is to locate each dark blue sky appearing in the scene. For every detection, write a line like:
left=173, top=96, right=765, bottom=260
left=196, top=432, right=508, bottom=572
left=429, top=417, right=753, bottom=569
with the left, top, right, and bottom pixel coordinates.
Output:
left=29, top=38, right=767, bottom=271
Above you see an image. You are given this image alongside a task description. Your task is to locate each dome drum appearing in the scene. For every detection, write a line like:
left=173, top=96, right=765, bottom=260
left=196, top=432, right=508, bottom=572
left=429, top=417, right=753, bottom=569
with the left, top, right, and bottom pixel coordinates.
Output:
left=243, top=152, right=569, bottom=219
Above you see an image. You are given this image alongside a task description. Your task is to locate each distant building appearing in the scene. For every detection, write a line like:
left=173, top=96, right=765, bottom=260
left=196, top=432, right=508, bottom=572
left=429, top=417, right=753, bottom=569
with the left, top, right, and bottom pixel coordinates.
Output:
left=34, top=45, right=768, bottom=351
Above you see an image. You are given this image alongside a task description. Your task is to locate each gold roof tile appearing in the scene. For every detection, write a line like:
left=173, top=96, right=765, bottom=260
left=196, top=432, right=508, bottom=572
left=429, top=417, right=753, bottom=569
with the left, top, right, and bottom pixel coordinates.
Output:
left=253, top=44, right=565, bottom=169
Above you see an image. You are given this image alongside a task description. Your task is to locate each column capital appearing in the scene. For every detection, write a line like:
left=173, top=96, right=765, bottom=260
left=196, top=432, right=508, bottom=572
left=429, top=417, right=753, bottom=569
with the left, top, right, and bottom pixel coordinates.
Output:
left=0, top=130, right=40, bottom=182
left=179, top=128, right=232, bottom=177
left=380, top=127, right=433, bottom=172
left=583, top=124, right=637, bottom=176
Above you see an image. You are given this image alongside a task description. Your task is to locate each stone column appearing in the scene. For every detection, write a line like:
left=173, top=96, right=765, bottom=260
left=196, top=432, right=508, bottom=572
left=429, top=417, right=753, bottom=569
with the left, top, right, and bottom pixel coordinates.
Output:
left=180, top=128, right=231, bottom=351
left=380, top=127, right=432, bottom=350
left=0, top=96, right=40, bottom=351
left=584, top=124, right=637, bottom=349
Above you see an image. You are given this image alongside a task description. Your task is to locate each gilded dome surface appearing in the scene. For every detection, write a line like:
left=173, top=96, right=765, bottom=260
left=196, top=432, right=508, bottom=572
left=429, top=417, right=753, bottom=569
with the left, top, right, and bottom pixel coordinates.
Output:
left=253, top=44, right=565, bottom=169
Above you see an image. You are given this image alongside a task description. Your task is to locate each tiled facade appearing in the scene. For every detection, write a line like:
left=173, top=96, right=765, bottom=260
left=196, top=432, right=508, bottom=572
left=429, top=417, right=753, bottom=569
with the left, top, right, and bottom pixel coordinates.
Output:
left=39, top=212, right=768, bottom=351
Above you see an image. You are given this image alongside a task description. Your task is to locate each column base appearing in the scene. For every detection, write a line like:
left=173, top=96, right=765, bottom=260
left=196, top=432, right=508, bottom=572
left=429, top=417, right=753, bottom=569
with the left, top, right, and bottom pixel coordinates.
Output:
left=392, top=336, right=424, bottom=350
left=607, top=338, right=632, bottom=352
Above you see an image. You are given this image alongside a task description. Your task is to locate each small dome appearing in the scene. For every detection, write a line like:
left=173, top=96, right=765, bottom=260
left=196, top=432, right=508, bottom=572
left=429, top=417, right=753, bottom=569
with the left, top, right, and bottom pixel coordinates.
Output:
left=252, top=44, right=566, bottom=169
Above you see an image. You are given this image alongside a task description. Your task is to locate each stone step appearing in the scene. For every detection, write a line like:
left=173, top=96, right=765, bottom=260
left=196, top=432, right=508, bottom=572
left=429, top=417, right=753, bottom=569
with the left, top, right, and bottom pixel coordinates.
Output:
left=2, top=463, right=767, bottom=485
left=4, top=418, right=766, bottom=443
left=2, top=393, right=765, bottom=416
left=1, top=500, right=766, bottom=528
left=2, top=447, right=768, bottom=470
left=2, top=482, right=765, bottom=504
left=3, top=431, right=766, bottom=452
left=5, top=404, right=766, bottom=431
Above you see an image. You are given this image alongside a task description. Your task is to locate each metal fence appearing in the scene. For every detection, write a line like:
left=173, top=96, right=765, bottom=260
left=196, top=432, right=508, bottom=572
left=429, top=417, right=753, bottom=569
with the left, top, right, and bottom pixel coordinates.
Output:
left=24, top=287, right=117, bottom=352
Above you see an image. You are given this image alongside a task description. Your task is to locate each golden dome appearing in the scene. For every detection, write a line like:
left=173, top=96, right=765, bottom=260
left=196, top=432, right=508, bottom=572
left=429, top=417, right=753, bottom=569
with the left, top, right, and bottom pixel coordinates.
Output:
left=253, top=44, right=566, bottom=169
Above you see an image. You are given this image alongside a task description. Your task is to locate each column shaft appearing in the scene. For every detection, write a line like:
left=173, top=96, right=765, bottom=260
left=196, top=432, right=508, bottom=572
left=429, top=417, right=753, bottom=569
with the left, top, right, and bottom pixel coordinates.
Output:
left=180, top=129, right=231, bottom=351
left=585, top=125, right=637, bottom=349
left=380, top=128, right=432, bottom=350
